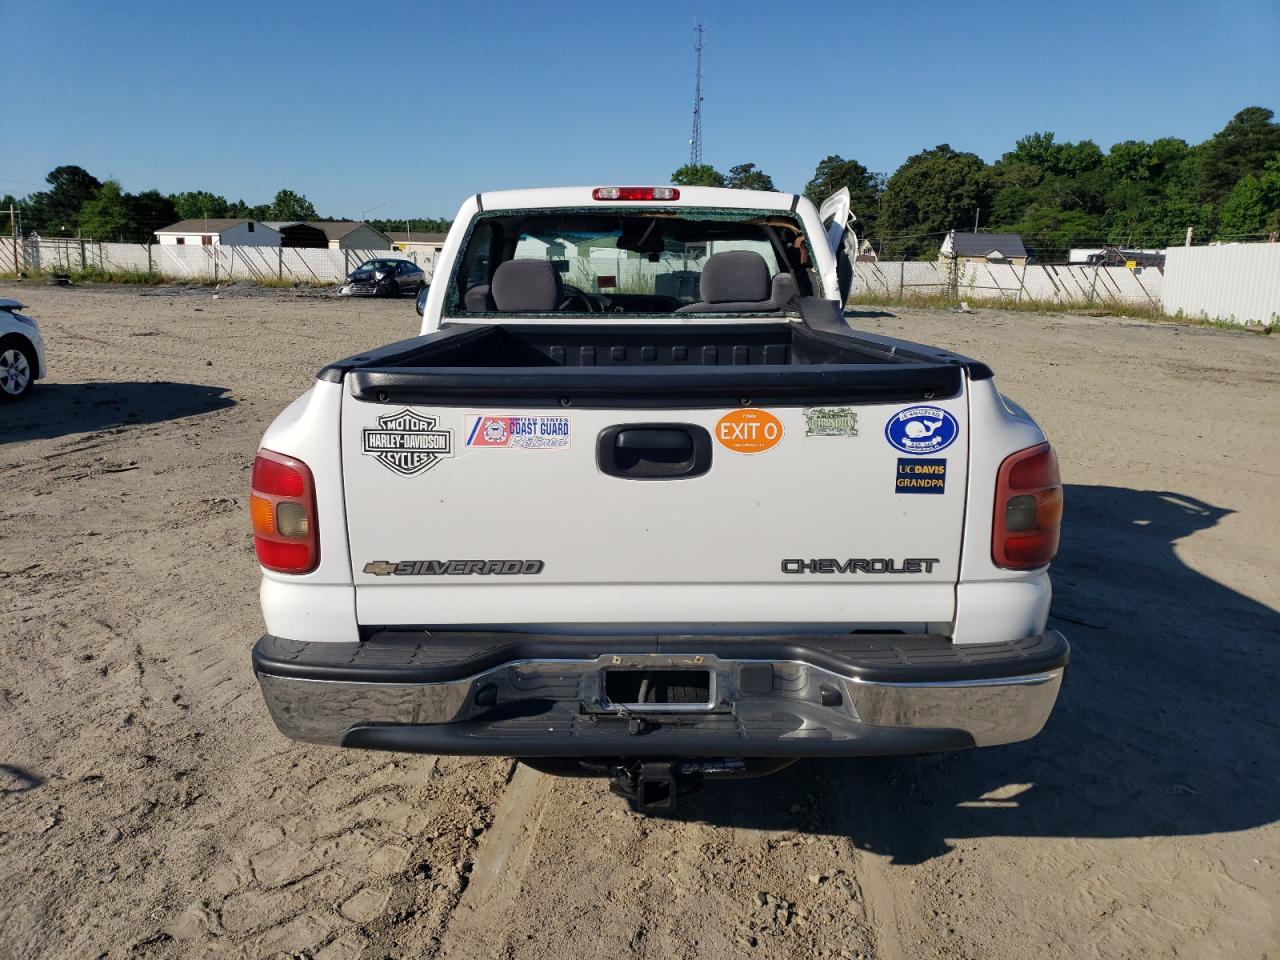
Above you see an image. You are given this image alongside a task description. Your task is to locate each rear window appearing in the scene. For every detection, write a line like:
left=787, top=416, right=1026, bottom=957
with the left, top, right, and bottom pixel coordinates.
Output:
left=446, top=209, right=815, bottom=316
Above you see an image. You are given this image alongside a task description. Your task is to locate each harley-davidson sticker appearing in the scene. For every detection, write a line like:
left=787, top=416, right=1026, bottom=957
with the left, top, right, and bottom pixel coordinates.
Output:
left=362, top=409, right=453, bottom=476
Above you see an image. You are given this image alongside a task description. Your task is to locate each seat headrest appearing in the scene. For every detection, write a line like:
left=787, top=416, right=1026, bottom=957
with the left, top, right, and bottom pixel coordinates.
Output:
left=491, top=260, right=563, bottom=312
left=463, top=284, right=494, bottom=312
left=700, top=250, right=771, bottom=304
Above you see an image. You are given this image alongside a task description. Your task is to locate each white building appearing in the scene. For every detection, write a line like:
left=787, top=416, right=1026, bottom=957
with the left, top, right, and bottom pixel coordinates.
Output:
left=154, top=219, right=279, bottom=247
left=386, top=231, right=447, bottom=258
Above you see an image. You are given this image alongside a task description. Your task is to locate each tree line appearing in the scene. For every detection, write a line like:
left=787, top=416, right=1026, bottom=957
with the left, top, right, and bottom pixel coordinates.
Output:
left=1, top=172, right=452, bottom=246
left=7, top=106, right=1277, bottom=260
left=673, top=106, right=1280, bottom=261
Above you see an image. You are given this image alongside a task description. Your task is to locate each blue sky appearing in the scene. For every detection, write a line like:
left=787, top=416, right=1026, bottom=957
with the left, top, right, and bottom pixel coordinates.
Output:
left=2, top=0, right=1278, bottom=219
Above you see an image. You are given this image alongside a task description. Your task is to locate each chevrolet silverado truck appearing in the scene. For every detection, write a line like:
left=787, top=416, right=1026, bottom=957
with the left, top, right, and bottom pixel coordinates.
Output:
left=250, top=185, right=1068, bottom=810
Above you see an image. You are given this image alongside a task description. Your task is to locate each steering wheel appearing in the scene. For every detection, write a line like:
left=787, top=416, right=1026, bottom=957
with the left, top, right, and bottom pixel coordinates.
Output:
left=558, top=285, right=598, bottom=312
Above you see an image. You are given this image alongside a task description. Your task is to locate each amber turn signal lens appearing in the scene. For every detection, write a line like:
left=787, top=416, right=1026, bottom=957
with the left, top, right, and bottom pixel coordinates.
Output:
left=250, top=494, right=276, bottom=536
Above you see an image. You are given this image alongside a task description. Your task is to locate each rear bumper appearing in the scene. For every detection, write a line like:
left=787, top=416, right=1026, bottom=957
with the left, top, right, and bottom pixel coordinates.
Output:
left=252, top=630, right=1068, bottom=758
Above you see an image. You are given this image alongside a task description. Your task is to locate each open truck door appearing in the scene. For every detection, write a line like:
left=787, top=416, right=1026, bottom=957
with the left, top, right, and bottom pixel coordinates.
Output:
left=819, top=187, right=858, bottom=302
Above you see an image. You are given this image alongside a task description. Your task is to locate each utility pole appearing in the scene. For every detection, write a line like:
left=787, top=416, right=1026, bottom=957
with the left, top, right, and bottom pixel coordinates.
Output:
left=8, top=204, right=16, bottom=274
left=689, top=23, right=705, bottom=166
left=973, top=207, right=980, bottom=232
left=1185, top=226, right=1194, bottom=246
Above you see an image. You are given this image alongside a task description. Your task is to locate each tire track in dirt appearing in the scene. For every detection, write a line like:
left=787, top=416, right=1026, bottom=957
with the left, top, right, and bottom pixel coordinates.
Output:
left=438, top=763, right=554, bottom=959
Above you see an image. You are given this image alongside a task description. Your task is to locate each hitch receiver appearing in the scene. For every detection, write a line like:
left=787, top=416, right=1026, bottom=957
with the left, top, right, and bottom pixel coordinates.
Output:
left=609, top=761, right=692, bottom=812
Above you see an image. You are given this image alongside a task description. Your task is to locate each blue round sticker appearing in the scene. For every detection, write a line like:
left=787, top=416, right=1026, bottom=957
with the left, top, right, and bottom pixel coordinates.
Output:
left=885, top=405, right=959, bottom=455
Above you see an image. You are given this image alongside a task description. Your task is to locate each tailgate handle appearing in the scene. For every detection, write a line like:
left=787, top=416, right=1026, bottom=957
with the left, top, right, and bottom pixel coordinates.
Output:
left=617, top=429, right=691, bottom=451
left=597, top=424, right=712, bottom=481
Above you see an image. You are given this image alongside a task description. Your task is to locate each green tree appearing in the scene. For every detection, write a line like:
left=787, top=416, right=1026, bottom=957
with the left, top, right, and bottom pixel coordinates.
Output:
left=227, top=199, right=272, bottom=220
left=879, top=145, right=993, bottom=259
left=268, top=189, right=318, bottom=221
left=1191, top=107, right=1280, bottom=204
left=803, top=155, right=883, bottom=239
left=369, top=217, right=452, bottom=235
left=170, top=190, right=229, bottom=221
left=1218, top=154, right=1280, bottom=237
left=125, top=190, right=179, bottom=242
left=26, top=165, right=102, bottom=235
left=724, top=163, right=776, bottom=191
left=670, top=164, right=725, bottom=187
left=78, top=180, right=132, bottom=241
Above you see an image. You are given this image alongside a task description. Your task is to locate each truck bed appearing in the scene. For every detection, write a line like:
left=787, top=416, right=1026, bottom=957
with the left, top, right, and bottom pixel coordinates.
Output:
left=317, top=302, right=990, bottom=409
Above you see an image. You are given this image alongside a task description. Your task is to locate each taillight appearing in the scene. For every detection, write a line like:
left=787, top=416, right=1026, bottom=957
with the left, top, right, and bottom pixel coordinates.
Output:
left=992, top=442, right=1062, bottom=569
left=591, top=186, right=680, bottom=201
left=250, top=449, right=319, bottom=574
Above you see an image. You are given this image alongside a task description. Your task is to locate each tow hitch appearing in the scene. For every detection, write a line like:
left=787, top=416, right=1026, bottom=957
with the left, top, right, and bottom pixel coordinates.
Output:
left=605, top=758, right=794, bottom=813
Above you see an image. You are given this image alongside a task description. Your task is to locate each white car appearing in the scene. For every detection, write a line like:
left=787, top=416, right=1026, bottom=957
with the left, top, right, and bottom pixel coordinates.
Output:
left=248, top=185, right=1068, bottom=811
left=0, top=298, right=46, bottom=402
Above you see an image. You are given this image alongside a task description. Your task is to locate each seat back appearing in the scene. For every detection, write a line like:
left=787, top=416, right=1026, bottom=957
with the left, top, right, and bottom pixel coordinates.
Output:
left=491, top=260, right=563, bottom=312
left=676, top=250, right=797, bottom=314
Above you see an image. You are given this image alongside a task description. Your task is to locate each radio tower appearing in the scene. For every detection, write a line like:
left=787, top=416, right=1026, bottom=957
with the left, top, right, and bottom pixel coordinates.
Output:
left=689, top=22, right=705, bottom=165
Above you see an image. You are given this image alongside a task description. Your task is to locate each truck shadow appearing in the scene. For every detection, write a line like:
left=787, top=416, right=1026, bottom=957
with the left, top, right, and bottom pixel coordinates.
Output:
left=674, top=484, right=1279, bottom=861
left=0, top=381, right=234, bottom=445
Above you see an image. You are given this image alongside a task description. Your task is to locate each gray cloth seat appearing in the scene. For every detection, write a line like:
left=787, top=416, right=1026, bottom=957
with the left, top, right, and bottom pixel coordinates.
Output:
left=675, top=250, right=797, bottom=313
left=463, top=284, right=494, bottom=312
left=490, top=259, right=563, bottom=312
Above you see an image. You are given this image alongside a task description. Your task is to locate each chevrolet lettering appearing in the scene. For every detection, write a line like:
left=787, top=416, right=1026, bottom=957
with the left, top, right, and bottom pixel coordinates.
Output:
left=249, top=183, right=1069, bottom=812
left=780, top=558, right=941, bottom=574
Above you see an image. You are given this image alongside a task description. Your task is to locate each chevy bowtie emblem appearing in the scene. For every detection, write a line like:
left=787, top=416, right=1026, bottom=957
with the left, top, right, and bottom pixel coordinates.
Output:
left=363, top=561, right=398, bottom=576
left=361, top=409, right=453, bottom=477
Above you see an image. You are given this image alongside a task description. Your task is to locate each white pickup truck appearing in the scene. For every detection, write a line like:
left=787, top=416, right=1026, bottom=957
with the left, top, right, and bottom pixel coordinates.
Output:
left=250, top=185, right=1068, bottom=810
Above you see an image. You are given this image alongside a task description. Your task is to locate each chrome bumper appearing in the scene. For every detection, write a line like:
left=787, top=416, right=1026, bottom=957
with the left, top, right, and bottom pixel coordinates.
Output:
left=254, top=632, right=1068, bottom=758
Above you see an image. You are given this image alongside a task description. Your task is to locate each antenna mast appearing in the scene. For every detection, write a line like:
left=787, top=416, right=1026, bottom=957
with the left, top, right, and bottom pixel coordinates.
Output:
left=689, top=22, right=705, bottom=165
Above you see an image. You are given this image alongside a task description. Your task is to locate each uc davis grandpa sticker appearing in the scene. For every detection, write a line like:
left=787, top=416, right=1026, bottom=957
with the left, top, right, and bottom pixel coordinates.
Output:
left=716, top=409, right=783, bottom=454
left=896, top=458, right=946, bottom=494
left=884, top=405, right=959, bottom=455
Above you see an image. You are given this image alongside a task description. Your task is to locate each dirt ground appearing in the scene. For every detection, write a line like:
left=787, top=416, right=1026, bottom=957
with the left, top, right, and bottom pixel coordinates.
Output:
left=1, top=284, right=1277, bottom=960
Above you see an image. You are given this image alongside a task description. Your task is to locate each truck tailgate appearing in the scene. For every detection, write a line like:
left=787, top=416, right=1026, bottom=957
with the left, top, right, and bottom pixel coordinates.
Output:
left=341, top=390, right=968, bottom=631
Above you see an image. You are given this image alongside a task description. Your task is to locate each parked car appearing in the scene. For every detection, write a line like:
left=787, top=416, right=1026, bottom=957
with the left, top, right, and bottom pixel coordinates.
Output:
left=339, top=258, right=424, bottom=298
left=249, top=185, right=1068, bottom=812
left=0, top=298, right=46, bottom=403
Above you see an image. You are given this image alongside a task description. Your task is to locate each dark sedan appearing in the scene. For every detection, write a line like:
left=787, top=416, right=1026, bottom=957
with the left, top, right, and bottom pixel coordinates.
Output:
left=340, top=258, right=425, bottom=297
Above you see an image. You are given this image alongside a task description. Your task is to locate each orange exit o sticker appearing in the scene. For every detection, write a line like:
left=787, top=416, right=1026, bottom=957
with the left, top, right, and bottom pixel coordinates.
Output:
left=716, top=409, right=784, bottom=454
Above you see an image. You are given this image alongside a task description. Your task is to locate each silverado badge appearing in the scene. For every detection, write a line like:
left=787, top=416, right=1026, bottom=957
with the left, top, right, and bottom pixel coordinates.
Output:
left=362, top=409, right=453, bottom=477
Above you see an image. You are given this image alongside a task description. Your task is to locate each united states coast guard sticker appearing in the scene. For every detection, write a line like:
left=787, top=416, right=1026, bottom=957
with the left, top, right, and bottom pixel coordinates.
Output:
left=884, top=405, right=959, bottom=455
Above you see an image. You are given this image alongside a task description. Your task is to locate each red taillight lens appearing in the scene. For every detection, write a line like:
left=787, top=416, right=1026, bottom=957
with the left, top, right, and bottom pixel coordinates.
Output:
left=592, top=186, right=680, bottom=201
left=250, top=449, right=318, bottom=574
left=252, top=456, right=305, bottom=497
left=992, top=443, right=1062, bottom=570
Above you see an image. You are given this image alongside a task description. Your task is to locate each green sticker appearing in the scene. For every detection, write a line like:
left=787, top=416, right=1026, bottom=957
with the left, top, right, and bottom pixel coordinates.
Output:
left=804, top=407, right=859, bottom=437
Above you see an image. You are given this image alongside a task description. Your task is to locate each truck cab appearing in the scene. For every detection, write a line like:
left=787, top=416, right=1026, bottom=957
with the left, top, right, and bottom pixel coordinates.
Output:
left=249, top=186, right=1067, bottom=810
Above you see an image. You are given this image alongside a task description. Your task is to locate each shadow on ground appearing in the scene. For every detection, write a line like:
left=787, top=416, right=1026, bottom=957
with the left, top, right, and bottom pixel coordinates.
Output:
left=667, top=484, right=1279, bottom=861
left=0, top=381, right=234, bottom=444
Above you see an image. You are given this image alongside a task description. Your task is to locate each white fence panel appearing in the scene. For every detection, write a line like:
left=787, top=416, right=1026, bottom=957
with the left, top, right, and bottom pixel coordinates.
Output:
left=854, top=261, right=1161, bottom=308
left=1163, top=244, right=1280, bottom=325
left=3, top=239, right=439, bottom=284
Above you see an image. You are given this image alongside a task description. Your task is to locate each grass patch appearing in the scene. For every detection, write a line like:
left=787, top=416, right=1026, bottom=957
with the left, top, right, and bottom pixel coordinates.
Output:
left=0, top=269, right=336, bottom=290
left=1, top=266, right=165, bottom=285
left=845, top=292, right=1272, bottom=332
left=845, top=290, right=1161, bottom=320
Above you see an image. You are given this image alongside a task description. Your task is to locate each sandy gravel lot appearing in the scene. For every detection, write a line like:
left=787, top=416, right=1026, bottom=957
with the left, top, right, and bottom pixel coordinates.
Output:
left=1, top=284, right=1277, bottom=960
